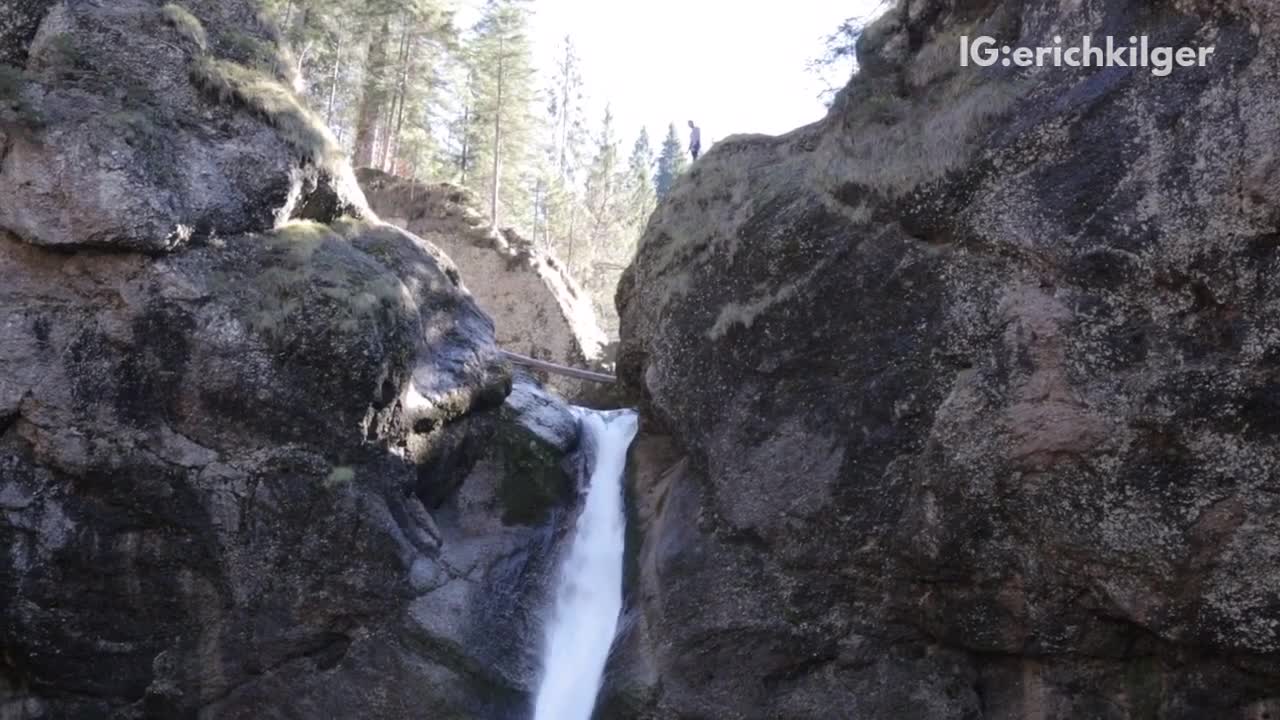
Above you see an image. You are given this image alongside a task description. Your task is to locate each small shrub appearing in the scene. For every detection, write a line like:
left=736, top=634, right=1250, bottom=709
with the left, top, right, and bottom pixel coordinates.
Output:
left=161, top=4, right=208, bottom=52
left=862, top=93, right=907, bottom=125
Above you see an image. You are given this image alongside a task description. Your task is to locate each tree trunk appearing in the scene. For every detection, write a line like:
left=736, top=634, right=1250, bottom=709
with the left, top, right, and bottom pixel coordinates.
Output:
left=458, top=94, right=470, bottom=185
left=377, top=18, right=410, bottom=172
left=352, top=16, right=390, bottom=169
left=558, top=43, right=570, bottom=179
left=376, top=85, right=395, bottom=170
left=281, top=0, right=295, bottom=43
left=285, top=5, right=309, bottom=82
left=532, top=179, right=542, bottom=245
left=325, top=33, right=341, bottom=124
left=490, top=39, right=504, bottom=229
left=389, top=29, right=414, bottom=174
left=567, top=203, right=578, bottom=272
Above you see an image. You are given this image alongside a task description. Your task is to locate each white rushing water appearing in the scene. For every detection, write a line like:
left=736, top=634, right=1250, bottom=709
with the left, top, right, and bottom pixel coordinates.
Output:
left=533, top=409, right=639, bottom=720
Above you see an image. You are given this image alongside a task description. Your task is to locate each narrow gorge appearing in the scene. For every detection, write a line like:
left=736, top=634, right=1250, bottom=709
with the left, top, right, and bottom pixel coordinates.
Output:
left=3, top=0, right=1280, bottom=719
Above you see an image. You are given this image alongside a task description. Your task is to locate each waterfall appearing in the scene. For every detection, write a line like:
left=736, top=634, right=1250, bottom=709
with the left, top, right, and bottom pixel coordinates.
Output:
left=532, top=408, right=638, bottom=720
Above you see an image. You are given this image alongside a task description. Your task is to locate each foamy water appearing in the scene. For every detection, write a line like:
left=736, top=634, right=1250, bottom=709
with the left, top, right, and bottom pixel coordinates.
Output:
left=532, top=409, right=638, bottom=720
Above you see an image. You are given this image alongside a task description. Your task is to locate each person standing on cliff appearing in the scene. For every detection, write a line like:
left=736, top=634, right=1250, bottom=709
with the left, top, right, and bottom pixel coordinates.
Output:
left=688, top=120, right=702, bottom=161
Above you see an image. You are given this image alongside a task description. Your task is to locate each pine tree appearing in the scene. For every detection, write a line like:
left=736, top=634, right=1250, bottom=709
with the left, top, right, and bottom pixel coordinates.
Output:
left=465, top=0, right=536, bottom=229
left=385, top=3, right=457, bottom=175
left=579, top=104, right=622, bottom=275
left=537, top=170, right=583, bottom=259
left=262, top=0, right=362, bottom=139
left=264, top=0, right=458, bottom=171
left=653, top=122, right=687, bottom=200
left=624, top=127, right=656, bottom=231
left=546, top=36, right=587, bottom=183
left=446, top=64, right=477, bottom=184
left=535, top=35, right=588, bottom=257
left=351, top=13, right=391, bottom=167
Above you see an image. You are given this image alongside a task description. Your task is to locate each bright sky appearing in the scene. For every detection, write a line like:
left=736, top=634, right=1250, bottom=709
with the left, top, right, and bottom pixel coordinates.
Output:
left=526, top=0, right=885, bottom=146
left=461, top=0, right=886, bottom=149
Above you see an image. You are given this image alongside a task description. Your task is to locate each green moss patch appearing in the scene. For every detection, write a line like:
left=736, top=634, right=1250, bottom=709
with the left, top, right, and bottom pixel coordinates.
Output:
left=161, top=4, right=208, bottom=52
left=189, top=55, right=340, bottom=169
left=492, top=420, right=572, bottom=526
left=223, top=221, right=409, bottom=344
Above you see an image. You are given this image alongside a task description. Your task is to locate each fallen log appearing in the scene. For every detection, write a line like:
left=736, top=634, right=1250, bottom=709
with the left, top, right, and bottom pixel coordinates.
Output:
left=499, top=349, right=616, bottom=384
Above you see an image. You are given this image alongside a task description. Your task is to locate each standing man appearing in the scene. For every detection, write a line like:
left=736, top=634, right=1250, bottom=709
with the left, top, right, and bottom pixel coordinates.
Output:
left=688, top=120, right=701, bottom=161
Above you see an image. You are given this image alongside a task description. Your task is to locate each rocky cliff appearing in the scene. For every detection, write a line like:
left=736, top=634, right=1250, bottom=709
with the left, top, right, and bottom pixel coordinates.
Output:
left=358, top=168, right=610, bottom=399
left=615, top=0, right=1280, bottom=717
left=1, top=2, right=578, bottom=717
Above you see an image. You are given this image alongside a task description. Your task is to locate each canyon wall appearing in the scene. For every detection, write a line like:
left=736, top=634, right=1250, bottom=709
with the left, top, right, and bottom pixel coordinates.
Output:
left=614, top=0, right=1280, bottom=717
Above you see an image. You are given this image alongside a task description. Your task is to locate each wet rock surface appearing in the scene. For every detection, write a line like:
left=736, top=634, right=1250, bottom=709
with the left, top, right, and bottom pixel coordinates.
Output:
left=615, top=0, right=1280, bottom=717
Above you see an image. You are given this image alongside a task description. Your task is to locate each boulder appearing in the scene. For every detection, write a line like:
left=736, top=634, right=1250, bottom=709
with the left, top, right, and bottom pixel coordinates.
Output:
left=0, top=212, right=577, bottom=717
left=0, top=0, right=364, bottom=253
left=615, top=0, right=1280, bottom=717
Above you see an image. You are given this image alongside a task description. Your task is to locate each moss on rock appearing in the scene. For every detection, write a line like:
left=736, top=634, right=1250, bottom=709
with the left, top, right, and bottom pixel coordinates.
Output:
left=161, top=3, right=207, bottom=52
left=226, top=221, right=408, bottom=345
left=491, top=412, right=573, bottom=526
left=189, top=55, right=340, bottom=169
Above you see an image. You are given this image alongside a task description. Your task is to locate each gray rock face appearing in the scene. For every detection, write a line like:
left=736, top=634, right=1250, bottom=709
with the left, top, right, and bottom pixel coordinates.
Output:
left=615, top=0, right=1280, bottom=717
left=0, top=0, right=364, bottom=253
left=0, top=0, right=57, bottom=65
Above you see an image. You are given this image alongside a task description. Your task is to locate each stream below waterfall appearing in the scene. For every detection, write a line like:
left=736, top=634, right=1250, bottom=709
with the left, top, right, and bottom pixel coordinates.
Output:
left=532, top=408, right=639, bottom=720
